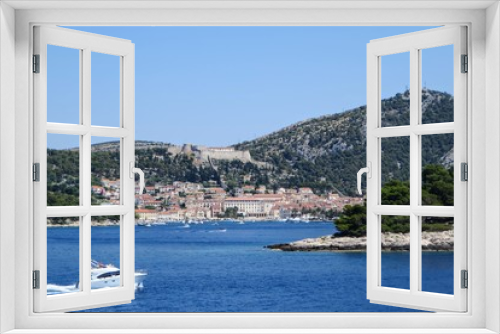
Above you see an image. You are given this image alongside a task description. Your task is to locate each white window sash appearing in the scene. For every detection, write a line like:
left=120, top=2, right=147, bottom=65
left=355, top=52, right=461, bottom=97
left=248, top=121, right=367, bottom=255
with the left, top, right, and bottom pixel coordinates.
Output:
left=366, top=26, right=468, bottom=312
left=33, top=25, right=136, bottom=313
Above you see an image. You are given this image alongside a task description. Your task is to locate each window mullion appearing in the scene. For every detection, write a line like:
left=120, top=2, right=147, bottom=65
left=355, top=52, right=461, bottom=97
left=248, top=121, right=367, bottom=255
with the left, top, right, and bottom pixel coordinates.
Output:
left=82, top=48, right=91, bottom=208
left=81, top=48, right=92, bottom=294
left=416, top=48, right=424, bottom=293
left=409, top=47, right=420, bottom=294
left=80, top=214, right=90, bottom=293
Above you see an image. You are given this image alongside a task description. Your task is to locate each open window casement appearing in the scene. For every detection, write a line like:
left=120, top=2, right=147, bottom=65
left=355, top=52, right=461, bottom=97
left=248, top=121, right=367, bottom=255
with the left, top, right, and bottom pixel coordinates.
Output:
left=364, top=26, right=467, bottom=312
left=33, top=26, right=140, bottom=312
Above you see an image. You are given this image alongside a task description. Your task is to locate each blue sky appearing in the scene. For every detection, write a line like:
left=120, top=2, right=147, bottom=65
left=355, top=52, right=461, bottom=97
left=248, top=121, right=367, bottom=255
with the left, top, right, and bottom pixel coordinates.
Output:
left=47, top=26, right=453, bottom=149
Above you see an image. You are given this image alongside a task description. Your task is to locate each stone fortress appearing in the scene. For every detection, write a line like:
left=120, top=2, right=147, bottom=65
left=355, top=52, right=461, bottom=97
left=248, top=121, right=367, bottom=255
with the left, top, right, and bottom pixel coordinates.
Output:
left=169, top=144, right=253, bottom=164
left=92, top=141, right=269, bottom=167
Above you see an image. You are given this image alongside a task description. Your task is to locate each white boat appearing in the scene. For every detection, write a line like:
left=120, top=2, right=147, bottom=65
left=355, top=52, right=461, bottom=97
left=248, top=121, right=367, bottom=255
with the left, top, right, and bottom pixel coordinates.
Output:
left=75, top=260, right=147, bottom=290
left=208, top=228, right=227, bottom=233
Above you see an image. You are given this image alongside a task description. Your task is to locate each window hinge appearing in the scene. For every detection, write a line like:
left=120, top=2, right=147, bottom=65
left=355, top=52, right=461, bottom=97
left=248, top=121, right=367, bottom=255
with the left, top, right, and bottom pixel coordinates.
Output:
left=33, top=163, right=40, bottom=182
left=33, top=54, right=40, bottom=73
left=461, top=270, right=468, bottom=289
left=33, top=270, right=40, bottom=289
left=461, top=54, right=468, bottom=73
left=461, top=162, right=468, bottom=182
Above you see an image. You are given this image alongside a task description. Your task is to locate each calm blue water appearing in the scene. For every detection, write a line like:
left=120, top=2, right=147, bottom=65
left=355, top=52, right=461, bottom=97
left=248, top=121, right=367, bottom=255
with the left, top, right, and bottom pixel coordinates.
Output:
left=46, top=221, right=453, bottom=312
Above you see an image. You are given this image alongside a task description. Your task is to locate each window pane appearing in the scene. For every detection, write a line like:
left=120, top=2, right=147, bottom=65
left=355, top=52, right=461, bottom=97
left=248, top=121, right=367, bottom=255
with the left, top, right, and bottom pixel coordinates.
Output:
left=91, top=52, right=120, bottom=127
left=47, top=45, right=80, bottom=124
left=381, top=215, right=410, bottom=290
left=91, top=216, right=122, bottom=291
left=381, top=52, right=410, bottom=127
left=47, top=134, right=80, bottom=206
left=421, top=216, right=454, bottom=294
left=421, top=45, right=454, bottom=124
left=47, top=217, right=80, bottom=295
left=381, top=136, right=410, bottom=205
left=421, top=133, right=454, bottom=206
left=91, top=137, right=121, bottom=205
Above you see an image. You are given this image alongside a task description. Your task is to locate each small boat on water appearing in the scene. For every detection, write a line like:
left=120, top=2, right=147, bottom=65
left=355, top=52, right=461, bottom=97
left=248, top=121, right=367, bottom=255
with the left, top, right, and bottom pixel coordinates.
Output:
left=137, top=220, right=152, bottom=227
left=75, top=260, right=147, bottom=290
left=208, top=228, right=227, bottom=233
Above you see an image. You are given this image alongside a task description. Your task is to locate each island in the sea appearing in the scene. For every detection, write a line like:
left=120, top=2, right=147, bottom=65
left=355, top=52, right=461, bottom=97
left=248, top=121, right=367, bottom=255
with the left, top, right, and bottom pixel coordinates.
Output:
left=265, top=230, right=454, bottom=252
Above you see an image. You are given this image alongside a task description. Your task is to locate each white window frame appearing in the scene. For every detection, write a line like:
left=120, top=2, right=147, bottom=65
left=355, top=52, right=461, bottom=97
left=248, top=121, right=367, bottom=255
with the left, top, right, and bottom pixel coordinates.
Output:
left=33, top=25, right=136, bottom=313
left=366, top=26, right=467, bottom=312
left=0, top=2, right=498, bottom=333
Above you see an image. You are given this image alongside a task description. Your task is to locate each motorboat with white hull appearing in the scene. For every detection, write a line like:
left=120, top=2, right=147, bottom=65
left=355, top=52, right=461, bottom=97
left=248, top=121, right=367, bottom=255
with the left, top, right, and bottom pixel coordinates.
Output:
left=75, top=260, right=147, bottom=290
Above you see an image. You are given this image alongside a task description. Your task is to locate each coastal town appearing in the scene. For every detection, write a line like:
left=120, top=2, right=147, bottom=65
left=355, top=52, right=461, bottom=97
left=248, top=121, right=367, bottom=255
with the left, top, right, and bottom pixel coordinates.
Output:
left=91, top=179, right=364, bottom=222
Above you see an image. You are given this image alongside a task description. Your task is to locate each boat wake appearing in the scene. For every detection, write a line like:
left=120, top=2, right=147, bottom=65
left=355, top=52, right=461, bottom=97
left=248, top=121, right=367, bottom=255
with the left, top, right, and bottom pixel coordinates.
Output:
left=47, top=282, right=145, bottom=295
left=208, top=229, right=227, bottom=233
left=47, top=284, right=79, bottom=295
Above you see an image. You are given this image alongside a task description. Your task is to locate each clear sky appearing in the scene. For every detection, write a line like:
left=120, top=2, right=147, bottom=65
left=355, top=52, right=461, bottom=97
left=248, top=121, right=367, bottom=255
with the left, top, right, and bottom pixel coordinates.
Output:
left=47, top=26, right=453, bottom=149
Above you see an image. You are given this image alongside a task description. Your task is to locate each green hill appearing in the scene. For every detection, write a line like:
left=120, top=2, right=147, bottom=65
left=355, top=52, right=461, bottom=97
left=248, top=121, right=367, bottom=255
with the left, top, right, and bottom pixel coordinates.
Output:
left=234, top=89, right=454, bottom=195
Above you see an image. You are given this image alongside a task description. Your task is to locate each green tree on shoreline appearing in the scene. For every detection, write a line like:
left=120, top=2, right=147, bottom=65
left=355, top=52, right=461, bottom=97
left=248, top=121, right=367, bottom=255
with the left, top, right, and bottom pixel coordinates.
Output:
left=334, top=164, right=454, bottom=237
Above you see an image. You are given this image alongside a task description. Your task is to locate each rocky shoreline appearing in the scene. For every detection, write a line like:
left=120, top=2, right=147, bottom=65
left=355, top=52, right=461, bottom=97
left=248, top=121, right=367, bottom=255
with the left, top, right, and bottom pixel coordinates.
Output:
left=265, top=230, right=454, bottom=252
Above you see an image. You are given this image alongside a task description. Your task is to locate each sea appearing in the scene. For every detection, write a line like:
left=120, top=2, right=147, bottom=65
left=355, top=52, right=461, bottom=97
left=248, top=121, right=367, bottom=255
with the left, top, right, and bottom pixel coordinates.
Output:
left=46, top=220, right=454, bottom=313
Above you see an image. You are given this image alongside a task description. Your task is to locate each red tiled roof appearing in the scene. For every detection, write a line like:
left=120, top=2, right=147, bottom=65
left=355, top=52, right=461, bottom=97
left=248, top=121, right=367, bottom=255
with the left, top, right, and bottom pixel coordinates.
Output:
left=135, top=209, right=156, bottom=213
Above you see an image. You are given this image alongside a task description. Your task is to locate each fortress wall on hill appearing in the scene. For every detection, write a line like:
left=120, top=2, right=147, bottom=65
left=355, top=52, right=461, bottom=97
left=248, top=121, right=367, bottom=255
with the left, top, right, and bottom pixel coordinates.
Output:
left=164, top=144, right=255, bottom=164
left=200, top=150, right=252, bottom=162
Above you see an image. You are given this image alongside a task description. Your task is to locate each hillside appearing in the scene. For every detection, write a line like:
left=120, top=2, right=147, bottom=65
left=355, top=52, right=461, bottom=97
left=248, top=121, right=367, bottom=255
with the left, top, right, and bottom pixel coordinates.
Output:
left=48, top=89, right=454, bottom=201
left=234, top=89, right=454, bottom=195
